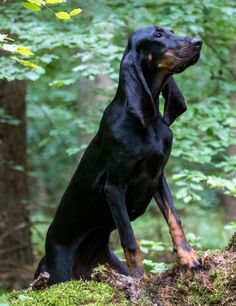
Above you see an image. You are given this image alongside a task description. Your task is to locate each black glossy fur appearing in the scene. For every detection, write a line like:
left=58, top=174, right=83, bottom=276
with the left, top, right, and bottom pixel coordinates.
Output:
left=34, top=26, right=202, bottom=284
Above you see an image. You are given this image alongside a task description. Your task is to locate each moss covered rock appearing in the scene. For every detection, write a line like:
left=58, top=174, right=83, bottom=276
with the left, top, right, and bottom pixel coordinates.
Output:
left=6, top=233, right=236, bottom=306
left=146, top=249, right=236, bottom=306
left=8, top=280, right=128, bottom=306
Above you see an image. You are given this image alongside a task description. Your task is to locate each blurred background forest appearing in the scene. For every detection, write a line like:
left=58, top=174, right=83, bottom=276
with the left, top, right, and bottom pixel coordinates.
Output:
left=0, top=0, right=236, bottom=291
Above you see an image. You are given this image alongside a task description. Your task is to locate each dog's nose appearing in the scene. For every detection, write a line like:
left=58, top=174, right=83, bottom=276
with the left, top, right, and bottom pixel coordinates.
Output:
left=191, top=38, right=202, bottom=49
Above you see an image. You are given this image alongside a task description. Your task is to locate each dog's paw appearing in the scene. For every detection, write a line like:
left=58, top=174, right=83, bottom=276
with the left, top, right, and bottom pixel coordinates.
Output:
left=31, top=272, right=50, bottom=290
left=176, top=246, right=202, bottom=272
left=132, top=268, right=148, bottom=280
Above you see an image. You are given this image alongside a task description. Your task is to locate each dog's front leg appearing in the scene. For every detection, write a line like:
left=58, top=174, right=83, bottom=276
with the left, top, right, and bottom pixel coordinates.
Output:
left=105, top=182, right=145, bottom=278
left=154, top=174, right=201, bottom=271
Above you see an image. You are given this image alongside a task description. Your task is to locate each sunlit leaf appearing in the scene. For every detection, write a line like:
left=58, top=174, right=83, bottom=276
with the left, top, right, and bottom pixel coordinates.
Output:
left=22, top=2, right=41, bottom=11
left=46, top=0, right=65, bottom=3
left=28, top=0, right=45, bottom=5
left=16, top=46, right=34, bottom=56
left=55, top=12, right=70, bottom=20
left=69, top=8, right=82, bottom=16
left=10, top=56, right=41, bottom=69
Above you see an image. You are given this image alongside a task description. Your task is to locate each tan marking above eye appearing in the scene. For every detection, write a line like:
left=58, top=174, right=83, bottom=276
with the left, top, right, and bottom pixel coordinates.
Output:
left=148, top=53, right=153, bottom=61
left=156, top=26, right=163, bottom=32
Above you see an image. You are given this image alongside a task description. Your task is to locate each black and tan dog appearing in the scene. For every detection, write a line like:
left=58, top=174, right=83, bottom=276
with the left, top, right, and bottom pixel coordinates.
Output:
left=34, top=26, right=202, bottom=286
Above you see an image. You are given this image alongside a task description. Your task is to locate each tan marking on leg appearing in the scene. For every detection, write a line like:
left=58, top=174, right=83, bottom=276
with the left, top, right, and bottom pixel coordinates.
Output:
left=166, top=206, right=200, bottom=269
left=166, top=207, right=185, bottom=247
left=123, top=245, right=146, bottom=279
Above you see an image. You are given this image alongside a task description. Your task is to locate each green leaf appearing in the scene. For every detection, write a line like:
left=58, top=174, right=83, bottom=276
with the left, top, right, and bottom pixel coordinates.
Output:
left=11, top=165, right=25, bottom=172
left=49, top=79, right=75, bottom=86
left=38, top=137, right=49, bottom=148
left=10, top=56, right=41, bottom=69
left=65, top=144, right=87, bottom=156
left=143, top=260, right=168, bottom=274
left=65, top=147, right=80, bottom=156
left=69, top=8, right=82, bottom=16
left=22, top=2, right=41, bottom=11
left=55, top=12, right=70, bottom=20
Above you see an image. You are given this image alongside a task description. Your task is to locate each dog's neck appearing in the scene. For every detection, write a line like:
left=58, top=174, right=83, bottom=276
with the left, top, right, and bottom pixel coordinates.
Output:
left=149, top=71, right=169, bottom=100
left=142, top=64, right=170, bottom=106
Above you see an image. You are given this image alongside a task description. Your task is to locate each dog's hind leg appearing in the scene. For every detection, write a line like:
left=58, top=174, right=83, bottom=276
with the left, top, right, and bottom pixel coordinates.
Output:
left=34, top=255, right=47, bottom=279
left=32, top=256, right=50, bottom=290
left=107, top=247, right=130, bottom=275
left=33, top=228, right=76, bottom=286
left=44, top=240, right=75, bottom=285
left=73, top=229, right=129, bottom=279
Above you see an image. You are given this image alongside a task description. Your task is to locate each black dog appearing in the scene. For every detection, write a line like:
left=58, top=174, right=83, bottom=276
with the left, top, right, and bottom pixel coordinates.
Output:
left=34, top=26, right=202, bottom=286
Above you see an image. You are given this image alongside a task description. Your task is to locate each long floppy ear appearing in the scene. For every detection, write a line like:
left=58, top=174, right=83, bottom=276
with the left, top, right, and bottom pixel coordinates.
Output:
left=120, top=44, right=156, bottom=127
left=162, top=76, right=187, bottom=126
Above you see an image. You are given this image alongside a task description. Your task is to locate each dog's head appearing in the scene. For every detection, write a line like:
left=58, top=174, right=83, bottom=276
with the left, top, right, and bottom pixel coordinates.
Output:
left=134, top=26, right=202, bottom=74
left=120, top=26, right=202, bottom=127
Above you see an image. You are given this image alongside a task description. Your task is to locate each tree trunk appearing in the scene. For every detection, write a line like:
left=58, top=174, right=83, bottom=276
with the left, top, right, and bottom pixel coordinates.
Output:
left=0, top=80, right=33, bottom=270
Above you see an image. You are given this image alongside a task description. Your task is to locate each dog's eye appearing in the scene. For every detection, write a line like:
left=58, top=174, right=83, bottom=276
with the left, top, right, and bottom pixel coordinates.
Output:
left=155, top=32, right=163, bottom=38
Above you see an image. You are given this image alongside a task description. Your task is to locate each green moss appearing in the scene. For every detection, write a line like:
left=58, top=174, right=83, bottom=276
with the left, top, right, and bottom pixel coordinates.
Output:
left=186, top=270, right=228, bottom=305
left=92, top=265, right=108, bottom=275
left=0, top=292, right=8, bottom=305
left=8, top=280, right=128, bottom=306
left=176, top=282, right=185, bottom=293
left=5, top=247, right=236, bottom=306
left=157, top=251, right=236, bottom=306
left=197, top=249, right=221, bottom=256
left=227, top=232, right=236, bottom=252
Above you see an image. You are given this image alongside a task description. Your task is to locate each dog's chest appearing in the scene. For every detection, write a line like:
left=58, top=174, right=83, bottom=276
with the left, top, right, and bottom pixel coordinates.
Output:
left=125, top=124, right=172, bottom=219
left=133, top=123, right=172, bottom=169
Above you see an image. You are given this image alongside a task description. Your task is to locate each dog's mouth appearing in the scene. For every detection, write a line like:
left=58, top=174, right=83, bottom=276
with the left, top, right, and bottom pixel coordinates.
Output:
left=157, top=47, right=201, bottom=73
left=173, top=52, right=200, bottom=73
left=171, top=45, right=201, bottom=73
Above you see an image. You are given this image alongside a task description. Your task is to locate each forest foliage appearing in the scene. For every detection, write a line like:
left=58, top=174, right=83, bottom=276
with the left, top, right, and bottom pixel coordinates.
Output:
left=0, top=0, right=236, bottom=257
